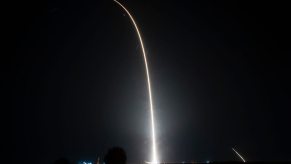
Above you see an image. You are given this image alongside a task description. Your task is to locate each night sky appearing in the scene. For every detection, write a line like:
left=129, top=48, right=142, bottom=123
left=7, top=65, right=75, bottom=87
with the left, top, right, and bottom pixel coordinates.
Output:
left=12, top=0, right=291, bottom=163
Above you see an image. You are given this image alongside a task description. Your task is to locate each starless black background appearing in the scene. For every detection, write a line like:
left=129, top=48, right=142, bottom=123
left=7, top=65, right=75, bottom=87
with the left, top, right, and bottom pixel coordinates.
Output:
left=10, top=0, right=291, bottom=163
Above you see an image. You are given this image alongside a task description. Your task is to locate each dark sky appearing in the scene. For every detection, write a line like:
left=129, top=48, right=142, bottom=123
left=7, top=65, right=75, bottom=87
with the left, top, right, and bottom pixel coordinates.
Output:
left=12, top=0, right=290, bottom=163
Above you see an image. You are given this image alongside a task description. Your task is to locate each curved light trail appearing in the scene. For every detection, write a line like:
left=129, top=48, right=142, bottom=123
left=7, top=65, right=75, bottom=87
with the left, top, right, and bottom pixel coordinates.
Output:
left=113, top=1, right=159, bottom=163
left=232, top=148, right=246, bottom=162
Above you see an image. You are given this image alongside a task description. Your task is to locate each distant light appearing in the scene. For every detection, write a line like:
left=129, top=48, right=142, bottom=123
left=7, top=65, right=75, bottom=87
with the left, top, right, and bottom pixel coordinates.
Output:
left=79, top=161, right=92, bottom=164
left=206, top=160, right=210, bottom=164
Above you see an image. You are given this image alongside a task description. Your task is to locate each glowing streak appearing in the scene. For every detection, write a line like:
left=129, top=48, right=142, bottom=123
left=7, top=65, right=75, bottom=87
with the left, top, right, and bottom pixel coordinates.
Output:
left=232, top=148, right=246, bottom=162
left=113, top=1, right=158, bottom=163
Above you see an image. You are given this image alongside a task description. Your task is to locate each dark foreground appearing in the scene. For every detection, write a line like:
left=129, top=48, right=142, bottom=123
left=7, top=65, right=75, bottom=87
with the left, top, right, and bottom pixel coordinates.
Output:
left=160, top=162, right=290, bottom=164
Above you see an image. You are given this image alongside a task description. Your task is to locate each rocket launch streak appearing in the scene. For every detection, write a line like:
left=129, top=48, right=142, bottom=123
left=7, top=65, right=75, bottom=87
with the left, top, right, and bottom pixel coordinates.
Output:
left=113, top=1, right=159, bottom=163
left=232, top=148, right=246, bottom=162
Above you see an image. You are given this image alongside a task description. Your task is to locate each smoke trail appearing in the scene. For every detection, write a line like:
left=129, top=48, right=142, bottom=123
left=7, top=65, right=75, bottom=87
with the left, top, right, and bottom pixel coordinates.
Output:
left=232, top=148, right=246, bottom=162
left=113, top=1, right=159, bottom=163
